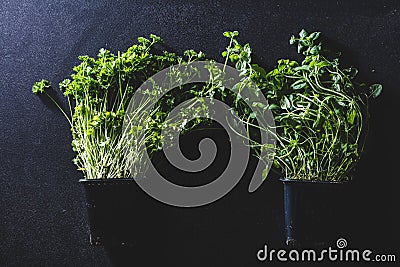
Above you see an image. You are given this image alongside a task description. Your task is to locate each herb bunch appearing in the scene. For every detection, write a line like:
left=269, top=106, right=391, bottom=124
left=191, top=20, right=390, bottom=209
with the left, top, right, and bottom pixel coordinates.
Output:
left=221, top=30, right=382, bottom=181
left=32, top=35, right=204, bottom=179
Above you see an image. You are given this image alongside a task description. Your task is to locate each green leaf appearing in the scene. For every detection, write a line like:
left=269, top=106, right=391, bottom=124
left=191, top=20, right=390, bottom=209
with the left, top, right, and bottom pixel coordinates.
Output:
left=312, top=115, right=322, bottom=129
left=309, top=44, right=321, bottom=55
left=291, top=80, right=307, bottom=90
left=252, top=102, right=267, bottom=109
left=137, top=36, right=150, bottom=44
left=369, top=84, right=382, bottom=98
left=268, top=103, right=279, bottom=110
left=251, top=63, right=267, bottom=76
left=309, top=31, right=321, bottom=41
left=223, top=31, right=231, bottom=38
left=289, top=35, right=296, bottom=45
left=299, top=29, right=308, bottom=38
left=280, top=95, right=291, bottom=109
left=229, top=54, right=239, bottom=62
left=294, top=65, right=310, bottom=71
left=317, top=61, right=330, bottom=68
left=150, top=34, right=162, bottom=42
left=184, top=49, right=197, bottom=57
left=297, top=44, right=304, bottom=54
left=223, top=31, right=239, bottom=38
left=347, top=109, right=356, bottom=125
left=32, top=79, right=51, bottom=94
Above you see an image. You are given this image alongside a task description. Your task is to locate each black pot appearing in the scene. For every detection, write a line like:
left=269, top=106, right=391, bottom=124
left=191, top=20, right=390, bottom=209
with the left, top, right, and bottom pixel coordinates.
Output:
left=281, top=178, right=350, bottom=247
left=79, top=178, right=166, bottom=247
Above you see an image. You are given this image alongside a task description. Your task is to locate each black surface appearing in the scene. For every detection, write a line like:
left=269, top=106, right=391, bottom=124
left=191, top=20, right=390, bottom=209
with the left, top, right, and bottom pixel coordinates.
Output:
left=1, top=0, right=399, bottom=266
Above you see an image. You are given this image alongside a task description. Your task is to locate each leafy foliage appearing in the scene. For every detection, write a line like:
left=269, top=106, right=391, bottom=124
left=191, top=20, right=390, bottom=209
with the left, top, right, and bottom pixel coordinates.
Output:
left=33, top=30, right=382, bottom=182
left=32, top=79, right=51, bottom=94
left=32, top=35, right=205, bottom=179
left=220, top=30, right=381, bottom=181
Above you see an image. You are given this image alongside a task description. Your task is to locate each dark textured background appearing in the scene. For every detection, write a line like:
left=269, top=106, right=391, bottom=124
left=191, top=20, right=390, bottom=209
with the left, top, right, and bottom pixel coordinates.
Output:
left=1, top=0, right=399, bottom=266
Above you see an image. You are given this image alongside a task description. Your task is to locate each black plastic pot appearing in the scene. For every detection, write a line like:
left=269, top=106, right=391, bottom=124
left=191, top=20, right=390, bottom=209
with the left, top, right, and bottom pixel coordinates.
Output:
left=281, top=178, right=349, bottom=247
left=80, top=178, right=166, bottom=247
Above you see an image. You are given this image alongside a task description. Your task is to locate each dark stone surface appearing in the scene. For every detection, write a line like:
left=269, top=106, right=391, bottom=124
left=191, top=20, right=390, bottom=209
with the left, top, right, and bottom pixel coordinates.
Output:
left=1, top=0, right=398, bottom=265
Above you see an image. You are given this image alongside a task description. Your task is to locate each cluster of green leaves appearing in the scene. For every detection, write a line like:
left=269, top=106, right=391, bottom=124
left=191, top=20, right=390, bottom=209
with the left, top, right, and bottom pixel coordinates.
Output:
left=220, top=29, right=381, bottom=181
left=33, top=30, right=381, bottom=182
left=32, top=35, right=205, bottom=179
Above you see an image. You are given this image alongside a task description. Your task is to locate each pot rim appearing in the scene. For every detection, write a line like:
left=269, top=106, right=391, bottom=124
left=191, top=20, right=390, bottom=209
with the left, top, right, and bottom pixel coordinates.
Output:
left=279, top=178, right=349, bottom=184
left=79, top=178, right=141, bottom=183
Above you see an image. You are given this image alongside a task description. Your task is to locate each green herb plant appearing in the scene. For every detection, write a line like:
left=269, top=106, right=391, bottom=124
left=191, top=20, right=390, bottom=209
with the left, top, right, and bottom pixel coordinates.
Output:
left=220, top=30, right=382, bottom=182
left=32, top=35, right=205, bottom=179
